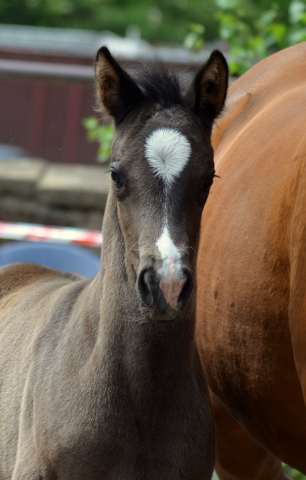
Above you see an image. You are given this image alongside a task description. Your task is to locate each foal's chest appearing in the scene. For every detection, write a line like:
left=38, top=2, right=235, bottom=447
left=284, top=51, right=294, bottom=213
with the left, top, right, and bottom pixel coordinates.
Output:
left=44, top=406, right=212, bottom=479
left=39, top=373, right=214, bottom=480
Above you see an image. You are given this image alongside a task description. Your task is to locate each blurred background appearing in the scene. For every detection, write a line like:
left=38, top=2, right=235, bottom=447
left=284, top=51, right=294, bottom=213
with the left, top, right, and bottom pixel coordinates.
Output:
left=0, top=0, right=305, bottom=166
left=0, top=0, right=305, bottom=231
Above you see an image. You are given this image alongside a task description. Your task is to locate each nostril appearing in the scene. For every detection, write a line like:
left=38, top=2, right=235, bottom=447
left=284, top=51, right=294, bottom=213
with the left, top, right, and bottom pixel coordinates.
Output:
left=138, top=268, right=155, bottom=306
left=177, top=269, right=193, bottom=309
left=138, top=260, right=193, bottom=315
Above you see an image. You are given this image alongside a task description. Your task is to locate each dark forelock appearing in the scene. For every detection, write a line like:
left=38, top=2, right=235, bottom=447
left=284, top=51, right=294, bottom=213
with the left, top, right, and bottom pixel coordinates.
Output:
left=135, top=62, right=183, bottom=109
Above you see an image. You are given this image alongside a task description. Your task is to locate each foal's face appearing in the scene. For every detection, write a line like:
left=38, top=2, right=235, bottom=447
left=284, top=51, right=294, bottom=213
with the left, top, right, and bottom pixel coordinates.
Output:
left=95, top=47, right=228, bottom=320
left=111, top=108, right=214, bottom=318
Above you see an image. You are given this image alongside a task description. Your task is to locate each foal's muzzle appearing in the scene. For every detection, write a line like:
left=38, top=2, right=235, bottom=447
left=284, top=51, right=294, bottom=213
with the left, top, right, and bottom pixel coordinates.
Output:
left=137, top=256, right=193, bottom=320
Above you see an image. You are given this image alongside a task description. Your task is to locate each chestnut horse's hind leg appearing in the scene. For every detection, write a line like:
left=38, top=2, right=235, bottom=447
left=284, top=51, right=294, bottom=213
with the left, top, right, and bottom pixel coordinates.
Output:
left=211, top=393, right=286, bottom=480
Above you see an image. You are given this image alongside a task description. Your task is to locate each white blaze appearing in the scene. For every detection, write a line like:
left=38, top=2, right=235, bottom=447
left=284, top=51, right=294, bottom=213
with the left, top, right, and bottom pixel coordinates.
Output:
left=145, top=128, right=191, bottom=186
left=156, top=225, right=180, bottom=261
left=146, top=128, right=189, bottom=270
left=156, top=225, right=182, bottom=288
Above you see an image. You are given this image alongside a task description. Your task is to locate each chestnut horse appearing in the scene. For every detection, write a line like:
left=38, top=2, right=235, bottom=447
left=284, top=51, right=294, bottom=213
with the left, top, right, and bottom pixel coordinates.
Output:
left=0, top=47, right=228, bottom=479
left=197, top=42, right=306, bottom=479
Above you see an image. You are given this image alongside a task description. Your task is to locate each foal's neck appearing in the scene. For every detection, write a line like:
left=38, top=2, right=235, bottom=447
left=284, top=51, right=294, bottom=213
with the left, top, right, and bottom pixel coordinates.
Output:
left=97, top=193, right=197, bottom=387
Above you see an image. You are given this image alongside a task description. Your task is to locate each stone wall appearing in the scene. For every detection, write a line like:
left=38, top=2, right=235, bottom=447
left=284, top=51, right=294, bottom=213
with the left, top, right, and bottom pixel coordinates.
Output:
left=0, top=158, right=110, bottom=230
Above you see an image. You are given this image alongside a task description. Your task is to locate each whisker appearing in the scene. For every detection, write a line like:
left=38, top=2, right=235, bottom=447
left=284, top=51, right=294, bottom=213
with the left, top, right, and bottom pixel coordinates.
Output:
left=129, top=242, right=140, bottom=251
left=187, top=246, right=197, bottom=256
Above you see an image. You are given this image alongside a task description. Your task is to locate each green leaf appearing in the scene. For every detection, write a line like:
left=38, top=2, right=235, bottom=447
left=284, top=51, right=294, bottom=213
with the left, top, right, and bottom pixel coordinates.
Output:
left=289, top=29, right=306, bottom=43
left=289, top=0, right=306, bottom=24
left=183, top=23, right=205, bottom=51
left=257, top=8, right=278, bottom=28
left=268, top=23, right=287, bottom=43
left=82, top=116, right=99, bottom=131
left=82, top=116, right=115, bottom=164
left=189, top=23, right=205, bottom=35
left=215, top=0, right=239, bottom=9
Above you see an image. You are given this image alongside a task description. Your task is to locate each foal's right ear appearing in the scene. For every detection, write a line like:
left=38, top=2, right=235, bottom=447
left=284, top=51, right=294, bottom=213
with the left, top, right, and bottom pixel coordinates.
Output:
left=95, top=46, right=144, bottom=124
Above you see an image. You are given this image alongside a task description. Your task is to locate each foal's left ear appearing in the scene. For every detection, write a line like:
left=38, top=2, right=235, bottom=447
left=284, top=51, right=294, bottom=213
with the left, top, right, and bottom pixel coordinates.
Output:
left=186, top=50, right=228, bottom=128
left=95, top=46, right=144, bottom=124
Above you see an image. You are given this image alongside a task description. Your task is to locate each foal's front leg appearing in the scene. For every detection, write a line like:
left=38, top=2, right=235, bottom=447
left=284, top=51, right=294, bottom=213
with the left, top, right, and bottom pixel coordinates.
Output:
left=12, top=448, right=54, bottom=480
left=211, top=393, right=287, bottom=480
left=10, top=418, right=55, bottom=480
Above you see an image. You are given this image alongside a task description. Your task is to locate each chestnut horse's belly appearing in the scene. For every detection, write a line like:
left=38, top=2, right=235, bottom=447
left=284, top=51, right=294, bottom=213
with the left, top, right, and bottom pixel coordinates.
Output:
left=196, top=209, right=306, bottom=471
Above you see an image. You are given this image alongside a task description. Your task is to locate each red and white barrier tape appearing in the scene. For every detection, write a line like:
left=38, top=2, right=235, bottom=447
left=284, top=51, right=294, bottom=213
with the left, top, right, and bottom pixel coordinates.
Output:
left=0, top=222, right=102, bottom=247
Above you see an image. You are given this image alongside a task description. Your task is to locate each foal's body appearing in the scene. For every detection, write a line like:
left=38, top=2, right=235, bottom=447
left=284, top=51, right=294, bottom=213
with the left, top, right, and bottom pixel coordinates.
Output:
left=0, top=47, right=228, bottom=479
left=0, top=263, right=209, bottom=479
left=197, top=43, right=306, bottom=479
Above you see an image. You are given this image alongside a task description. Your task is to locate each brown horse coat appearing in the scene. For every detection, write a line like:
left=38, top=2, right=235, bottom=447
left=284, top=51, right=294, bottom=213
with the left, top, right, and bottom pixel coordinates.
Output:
left=197, top=42, right=306, bottom=479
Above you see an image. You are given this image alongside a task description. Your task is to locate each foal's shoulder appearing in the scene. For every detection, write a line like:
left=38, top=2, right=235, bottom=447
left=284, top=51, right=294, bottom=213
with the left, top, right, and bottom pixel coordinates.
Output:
left=0, top=262, right=66, bottom=299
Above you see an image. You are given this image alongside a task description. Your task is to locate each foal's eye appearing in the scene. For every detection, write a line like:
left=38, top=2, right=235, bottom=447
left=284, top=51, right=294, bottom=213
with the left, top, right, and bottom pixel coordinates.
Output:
left=201, top=172, right=216, bottom=190
left=202, top=176, right=214, bottom=189
left=111, top=170, right=123, bottom=189
left=197, top=171, right=217, bottom=206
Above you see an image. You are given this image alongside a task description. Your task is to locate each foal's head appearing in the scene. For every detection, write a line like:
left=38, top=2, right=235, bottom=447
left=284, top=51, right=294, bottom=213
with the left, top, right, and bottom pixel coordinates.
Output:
left=95, top=47, right=228, bottom=321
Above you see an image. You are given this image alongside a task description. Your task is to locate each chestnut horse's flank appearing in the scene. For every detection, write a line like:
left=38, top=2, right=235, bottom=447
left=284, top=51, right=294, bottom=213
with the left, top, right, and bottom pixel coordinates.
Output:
left=0, top=47, right=228, bottom=479
left=197, top=42, right=306, bottom=479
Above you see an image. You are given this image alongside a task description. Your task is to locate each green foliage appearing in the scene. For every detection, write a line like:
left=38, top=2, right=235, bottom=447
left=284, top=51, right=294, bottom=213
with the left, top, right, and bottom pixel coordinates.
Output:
left=80, top=0, right=306, bottom=162
left=0, top=0, right=219, bottom=44
left=283, top=464, right=306, bottom=479
left=183, top=23, right=205, bottom=52
left=216, top=0, right=306, bottom=75
left=214, top=465, right=305, bottom=479
left=82, top=116, right=114, bottom=164
left=2, top=0, right=306, bottom=47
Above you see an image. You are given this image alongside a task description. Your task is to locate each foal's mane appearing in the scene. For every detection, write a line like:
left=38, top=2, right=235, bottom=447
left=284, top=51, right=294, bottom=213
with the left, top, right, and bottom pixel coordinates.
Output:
left=135, top=62, right=184, bottom=108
